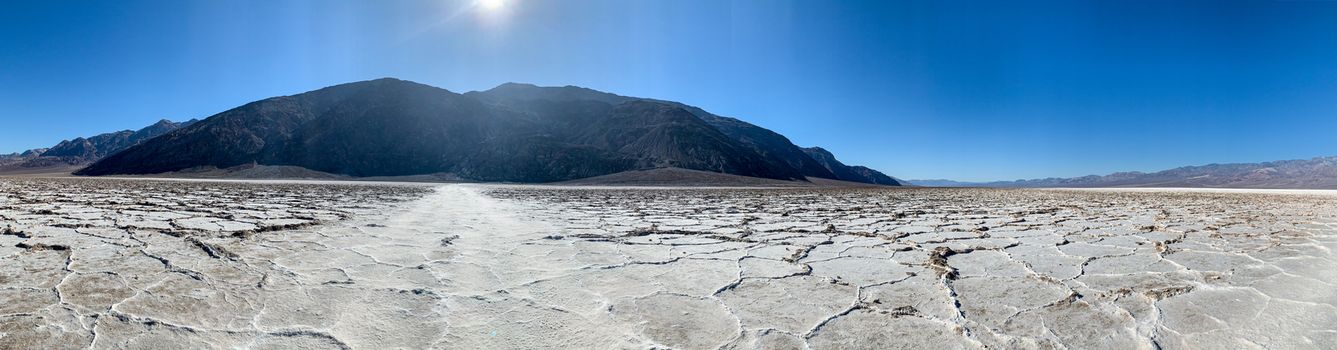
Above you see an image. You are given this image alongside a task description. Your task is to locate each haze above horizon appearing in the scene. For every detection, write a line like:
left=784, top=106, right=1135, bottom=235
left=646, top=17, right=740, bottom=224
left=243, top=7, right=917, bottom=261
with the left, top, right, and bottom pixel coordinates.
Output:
left=3, top=0, right=1336, bottom=182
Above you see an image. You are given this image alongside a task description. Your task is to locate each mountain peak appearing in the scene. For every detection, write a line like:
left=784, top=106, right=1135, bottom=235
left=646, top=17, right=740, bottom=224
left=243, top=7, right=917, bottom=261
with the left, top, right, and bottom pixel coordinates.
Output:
left=320, top=77, right=445, bottom=92
left=140, top=119, right=178, bottom=130
left=366, top=77, right=433, bottom=88
left=804, top=146, right=834, bottom=157
left=493, top=82, right=539, bottom=89
left=368, top=77, right=407, bottom=83
left=471, top=82, right=630, bottom=105
left=489, top=82, right=602, bottom=92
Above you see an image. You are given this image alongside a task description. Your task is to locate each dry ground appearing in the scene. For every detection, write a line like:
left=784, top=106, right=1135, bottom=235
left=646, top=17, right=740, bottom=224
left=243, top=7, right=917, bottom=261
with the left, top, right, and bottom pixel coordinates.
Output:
left=2, top=178, right=1335, bottom=349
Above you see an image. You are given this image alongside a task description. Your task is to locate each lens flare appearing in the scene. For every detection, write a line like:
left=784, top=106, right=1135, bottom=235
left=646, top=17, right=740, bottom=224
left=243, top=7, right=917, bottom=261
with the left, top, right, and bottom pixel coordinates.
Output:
left=479, top=0, right=504, bottom=11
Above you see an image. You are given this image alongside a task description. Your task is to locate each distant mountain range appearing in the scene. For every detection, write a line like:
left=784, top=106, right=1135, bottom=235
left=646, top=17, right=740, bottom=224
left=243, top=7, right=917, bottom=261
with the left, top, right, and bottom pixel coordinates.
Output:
left=910, top=156, right=1337, bottom=189
left=74, top=78, right=902, bottom=185
left=0, top=119, right=196, bottom=170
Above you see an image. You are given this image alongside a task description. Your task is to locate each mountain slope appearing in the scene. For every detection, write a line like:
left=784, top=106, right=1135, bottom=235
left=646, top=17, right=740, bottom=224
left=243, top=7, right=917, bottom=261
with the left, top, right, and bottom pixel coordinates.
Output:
left=572, top=101, right=794, bottom=179
left=42, top=119, right=197, bottom=161
left=466, top=83, right=822, bottom=180
left=801, top=147, right=904, bottom=185
left=0, top=149, right=47, bottom=164
left=911, top=156, right=1337, bottom=189
left=0, top=119, right=195, bottom=170
left=465, top=83, right=876, bottom=181
left=79, top=78, right=900, bottom=184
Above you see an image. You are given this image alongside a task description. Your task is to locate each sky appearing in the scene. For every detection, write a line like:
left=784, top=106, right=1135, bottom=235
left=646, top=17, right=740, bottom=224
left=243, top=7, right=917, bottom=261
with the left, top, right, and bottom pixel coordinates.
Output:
left=2, top=0, right=1337, bottom=181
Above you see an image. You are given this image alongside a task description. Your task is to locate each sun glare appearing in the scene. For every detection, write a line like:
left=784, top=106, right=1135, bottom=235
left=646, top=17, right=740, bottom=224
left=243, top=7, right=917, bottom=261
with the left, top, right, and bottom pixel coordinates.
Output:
left=479, top=0, right=505, bottom=11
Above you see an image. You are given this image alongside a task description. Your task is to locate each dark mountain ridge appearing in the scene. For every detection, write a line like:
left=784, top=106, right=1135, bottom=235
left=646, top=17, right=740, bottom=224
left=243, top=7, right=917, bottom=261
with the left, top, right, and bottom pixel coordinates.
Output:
left=78, top=78, right=900, bottom=185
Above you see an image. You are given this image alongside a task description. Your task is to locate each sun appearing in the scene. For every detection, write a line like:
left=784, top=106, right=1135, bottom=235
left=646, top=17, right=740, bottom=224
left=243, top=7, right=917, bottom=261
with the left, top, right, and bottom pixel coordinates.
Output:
left=479, top=0, right=505, bottom=11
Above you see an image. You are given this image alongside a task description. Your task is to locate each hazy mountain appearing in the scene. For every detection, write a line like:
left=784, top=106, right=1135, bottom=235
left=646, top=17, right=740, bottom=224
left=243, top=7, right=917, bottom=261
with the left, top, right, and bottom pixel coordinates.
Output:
left=0, top=119, right=195, bottom=169
left=801, top=147, right=904, bottom=185
left=910, top=156, right=1337, bottom=189
left=42, top=119, right=198, bottom=162
left=905, top=179, right=982, bottom=187
left=0, top=149, right=48, bottom=167
left=78, top=78, right=901, bottom=185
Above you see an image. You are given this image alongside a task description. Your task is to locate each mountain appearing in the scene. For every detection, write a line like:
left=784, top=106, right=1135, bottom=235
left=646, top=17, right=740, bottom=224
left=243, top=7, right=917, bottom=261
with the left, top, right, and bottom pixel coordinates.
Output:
left=0, top=119, right=196, bottom=170
left=910, top=156, right=1337, bottom=189
left=0, top=149, right=48, bottom=167
left=801, top=147, right=905, bottom=185
left=42, top=119, right=198, bottom=162
left=78, top=78, right=901, bottom=185
left=904, top=179, right=982, bottom=187
left=465, top=83, right=840, bottom=180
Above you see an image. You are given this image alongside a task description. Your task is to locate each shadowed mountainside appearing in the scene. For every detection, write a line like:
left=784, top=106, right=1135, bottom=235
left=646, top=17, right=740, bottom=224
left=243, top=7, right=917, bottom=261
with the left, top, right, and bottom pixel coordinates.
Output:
left=77, top=78, right=899, bottom=185
left=465, top=83, right=843, bottom=181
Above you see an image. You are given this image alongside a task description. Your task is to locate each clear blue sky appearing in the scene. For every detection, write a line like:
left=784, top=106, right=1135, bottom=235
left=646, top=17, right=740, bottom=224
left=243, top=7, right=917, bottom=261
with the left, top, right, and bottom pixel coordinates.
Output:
left=3, top=0, right=1336, bottom=181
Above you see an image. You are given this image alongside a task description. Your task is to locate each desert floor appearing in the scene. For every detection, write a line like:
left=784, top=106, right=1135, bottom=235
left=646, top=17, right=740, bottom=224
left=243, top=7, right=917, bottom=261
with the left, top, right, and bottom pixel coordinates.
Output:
left=2, top=178, right=1335, bottom=349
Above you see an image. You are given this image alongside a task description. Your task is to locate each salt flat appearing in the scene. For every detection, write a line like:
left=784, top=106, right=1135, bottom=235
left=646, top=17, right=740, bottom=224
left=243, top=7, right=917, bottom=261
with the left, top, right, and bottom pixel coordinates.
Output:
left=2, top=178, right=1335, bottom=349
